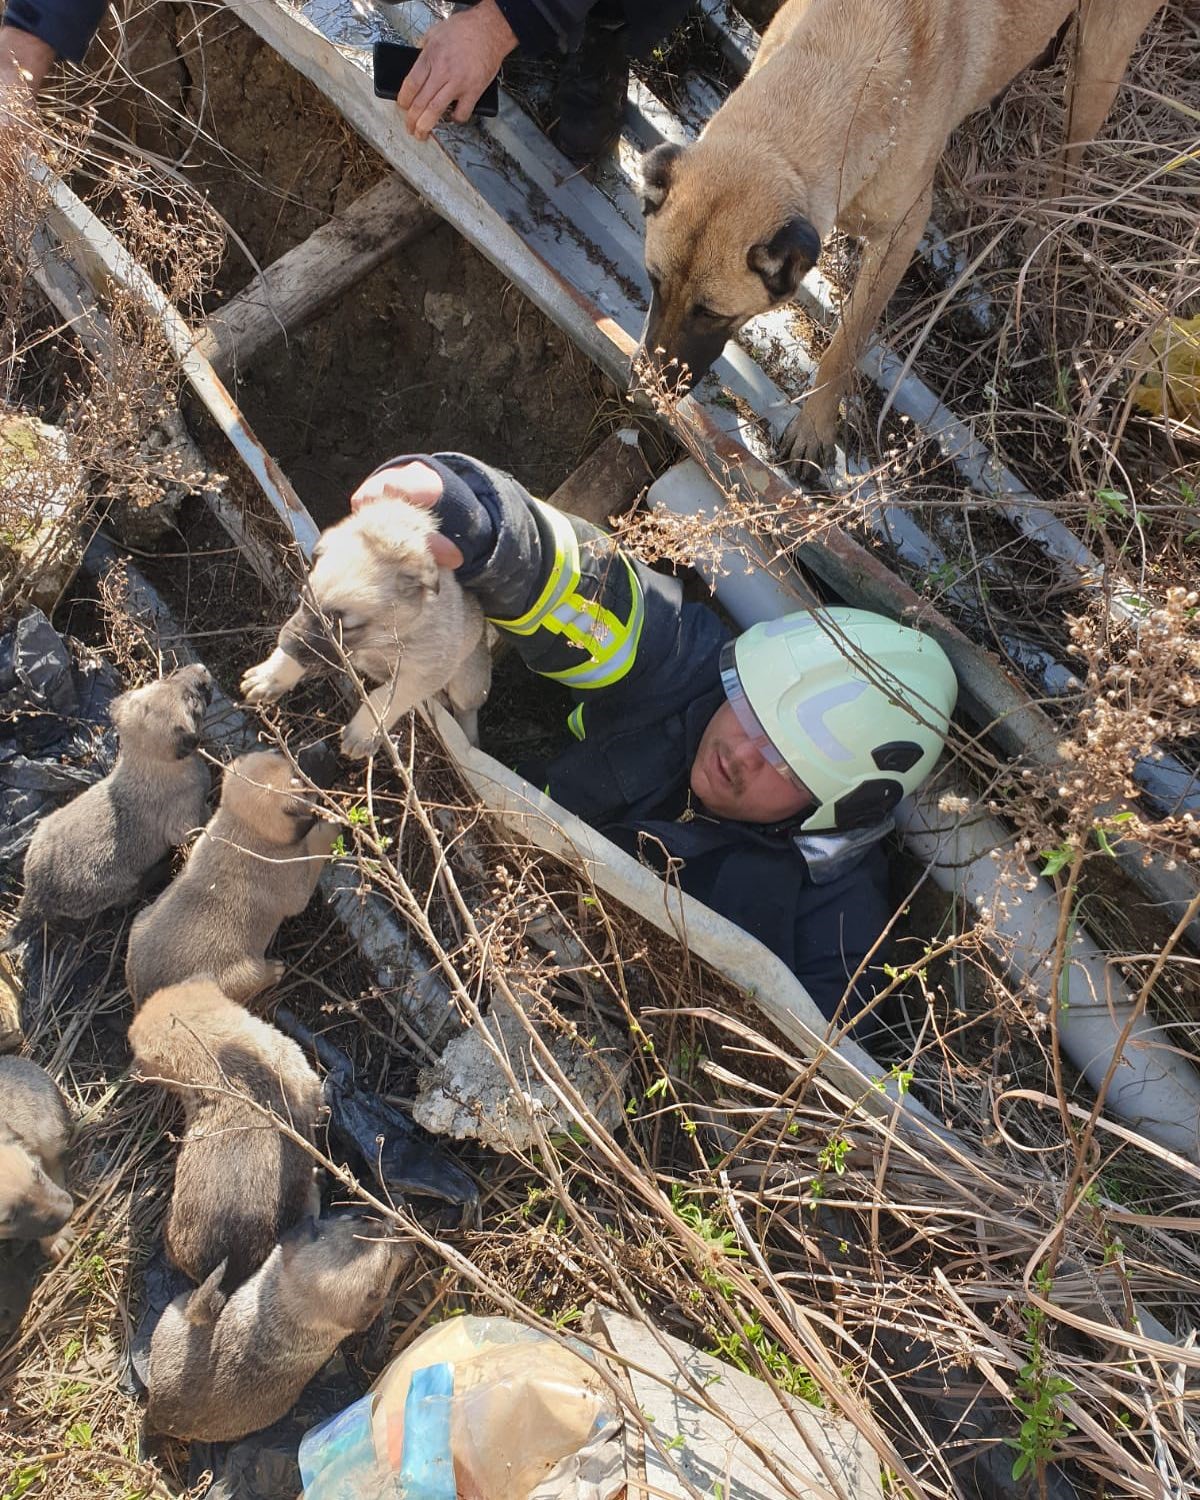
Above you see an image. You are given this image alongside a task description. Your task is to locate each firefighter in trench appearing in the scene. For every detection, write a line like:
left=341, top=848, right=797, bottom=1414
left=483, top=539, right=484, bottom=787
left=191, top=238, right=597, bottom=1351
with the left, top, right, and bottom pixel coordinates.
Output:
left=351, top=452, right=958, bottom=1043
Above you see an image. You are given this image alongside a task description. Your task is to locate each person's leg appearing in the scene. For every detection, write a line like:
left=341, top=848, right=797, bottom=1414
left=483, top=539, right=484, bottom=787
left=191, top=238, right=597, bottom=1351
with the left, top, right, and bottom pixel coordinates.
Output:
left=552, top=0, right=691, bottom=168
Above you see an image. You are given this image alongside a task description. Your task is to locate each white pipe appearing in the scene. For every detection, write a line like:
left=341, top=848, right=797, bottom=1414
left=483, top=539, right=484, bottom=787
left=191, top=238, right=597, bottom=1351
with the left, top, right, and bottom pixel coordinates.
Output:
left=649, top=459, right=1200, bottom=1164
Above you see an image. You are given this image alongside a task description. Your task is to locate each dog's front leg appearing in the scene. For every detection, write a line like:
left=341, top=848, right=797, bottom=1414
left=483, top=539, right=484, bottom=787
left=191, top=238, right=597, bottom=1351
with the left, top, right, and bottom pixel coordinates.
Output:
left=1053, top=0, right=1164, bottom=195
left=240, top=647, right=308, bottom=705
left=780, top=185, right=932, bottom=472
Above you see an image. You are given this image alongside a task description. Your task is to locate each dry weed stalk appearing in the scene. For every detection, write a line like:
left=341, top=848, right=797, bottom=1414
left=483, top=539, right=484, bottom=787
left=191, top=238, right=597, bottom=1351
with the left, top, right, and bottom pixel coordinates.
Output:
left=1, top=107, right=223, bottom=616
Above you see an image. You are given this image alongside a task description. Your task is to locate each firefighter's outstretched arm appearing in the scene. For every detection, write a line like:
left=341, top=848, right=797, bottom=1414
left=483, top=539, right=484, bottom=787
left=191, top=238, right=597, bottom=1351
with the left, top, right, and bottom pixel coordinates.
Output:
left=352, top=451, right=673, bottom=701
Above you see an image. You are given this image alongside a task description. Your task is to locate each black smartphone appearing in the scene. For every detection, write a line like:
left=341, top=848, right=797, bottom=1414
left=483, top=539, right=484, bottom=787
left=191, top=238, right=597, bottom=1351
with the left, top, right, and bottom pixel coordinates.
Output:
left=372, top=40, right=500, bottom=118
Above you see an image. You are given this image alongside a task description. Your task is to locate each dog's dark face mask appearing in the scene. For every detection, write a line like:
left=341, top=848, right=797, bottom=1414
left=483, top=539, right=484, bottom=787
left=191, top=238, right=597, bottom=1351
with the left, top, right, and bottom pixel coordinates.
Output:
left=636, top=142, right=822, bottom=396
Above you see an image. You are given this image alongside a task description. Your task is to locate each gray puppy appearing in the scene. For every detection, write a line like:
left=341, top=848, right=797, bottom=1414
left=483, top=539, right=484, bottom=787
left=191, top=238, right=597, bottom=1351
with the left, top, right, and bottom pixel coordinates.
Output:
left=0, top=1056, right=74, bottom=1258
left=240, top=497, right=491, bottom=757
left=5, top=664, right=212, bottom=949
left=125, top=750, right=335, bottom=1006
left=147, top=1214, right=410, bottom=1441
left=128, top=978, right=324, bottom=1289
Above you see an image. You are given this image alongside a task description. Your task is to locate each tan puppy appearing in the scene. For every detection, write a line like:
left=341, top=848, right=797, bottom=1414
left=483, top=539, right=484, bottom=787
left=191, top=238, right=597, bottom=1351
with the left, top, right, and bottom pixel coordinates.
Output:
left=125, top=751, right=334, bottom=1006
left=5, top=665, right=212, bottom=949
left=128, top=979, right=323, bottom=1288
left=0, top=1056, right=74, bottom=1258
left=147, top=1214, right=410, bottom=1441
left=240, top=498, right=491, bottom=757
left=639, top=0, right=1165, bottom=466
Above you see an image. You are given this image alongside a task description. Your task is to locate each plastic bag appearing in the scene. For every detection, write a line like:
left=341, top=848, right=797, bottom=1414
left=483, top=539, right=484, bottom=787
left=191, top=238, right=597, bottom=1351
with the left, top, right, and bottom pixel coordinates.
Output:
left=299, top=1315, right=625, bottom=1500
left=1130, top=315, right=1200, bottom=421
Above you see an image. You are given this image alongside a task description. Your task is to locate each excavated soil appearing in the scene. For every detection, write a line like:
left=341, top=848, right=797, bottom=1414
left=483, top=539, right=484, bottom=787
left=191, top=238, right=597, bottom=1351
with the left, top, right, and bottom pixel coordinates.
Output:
left=96, top=2, right=620, bottom=527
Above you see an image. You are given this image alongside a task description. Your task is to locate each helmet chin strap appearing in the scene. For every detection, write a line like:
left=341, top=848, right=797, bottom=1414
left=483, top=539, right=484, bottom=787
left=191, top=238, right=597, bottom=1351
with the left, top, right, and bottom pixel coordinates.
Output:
left=792, top=816, right=896, bottom=885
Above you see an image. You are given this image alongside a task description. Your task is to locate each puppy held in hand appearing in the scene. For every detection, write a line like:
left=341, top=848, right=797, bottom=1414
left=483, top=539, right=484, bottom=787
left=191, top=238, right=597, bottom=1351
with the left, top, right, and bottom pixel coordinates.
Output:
left=4, top=665, right=212, bottom=949
left=125, top=751, right=334, bottom=1006
left=128, top=978, right=323, bottom=1288
left=0, top=1057, right=74, bottom=1259
left=147, top=1214, right=410, bottom=1442
left=240, top=498, right=491, bottom=758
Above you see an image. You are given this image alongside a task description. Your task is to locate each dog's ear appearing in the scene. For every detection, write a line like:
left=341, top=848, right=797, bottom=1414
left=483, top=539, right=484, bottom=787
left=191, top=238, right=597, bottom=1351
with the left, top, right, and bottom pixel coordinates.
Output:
left=172, top=723, right=201, bottom=759
left=640, top=143, right=684, bottom=215
left=109, top=689, right=134, bottom=735
left=747, top=216, right=822, bottom=301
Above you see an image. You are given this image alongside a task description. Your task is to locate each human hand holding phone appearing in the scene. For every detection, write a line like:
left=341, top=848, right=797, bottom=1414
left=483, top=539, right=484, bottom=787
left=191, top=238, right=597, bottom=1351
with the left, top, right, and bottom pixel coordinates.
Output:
left=377, top=1, right=513, bottom=141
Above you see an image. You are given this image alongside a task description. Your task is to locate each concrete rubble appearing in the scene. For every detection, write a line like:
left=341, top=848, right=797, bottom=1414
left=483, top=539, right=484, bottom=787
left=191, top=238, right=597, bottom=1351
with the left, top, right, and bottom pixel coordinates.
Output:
left=413, top=990, right=629, bottom=1154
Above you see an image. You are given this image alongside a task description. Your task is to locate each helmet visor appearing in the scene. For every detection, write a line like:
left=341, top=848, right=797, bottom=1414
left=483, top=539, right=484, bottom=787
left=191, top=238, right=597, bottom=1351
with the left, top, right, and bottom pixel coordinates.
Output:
left=719, top=640, right=811, bottom=794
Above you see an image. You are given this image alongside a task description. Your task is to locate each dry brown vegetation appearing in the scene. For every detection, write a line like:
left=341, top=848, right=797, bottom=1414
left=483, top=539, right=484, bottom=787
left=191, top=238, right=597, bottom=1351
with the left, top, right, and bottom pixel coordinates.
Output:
left=2, top=4, right=1199, bottom=1500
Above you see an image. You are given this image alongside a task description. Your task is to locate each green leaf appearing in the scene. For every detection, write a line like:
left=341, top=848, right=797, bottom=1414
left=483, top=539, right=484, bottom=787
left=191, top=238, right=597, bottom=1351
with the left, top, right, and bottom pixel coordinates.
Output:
left=1039, top=845, right=1074, bottom=877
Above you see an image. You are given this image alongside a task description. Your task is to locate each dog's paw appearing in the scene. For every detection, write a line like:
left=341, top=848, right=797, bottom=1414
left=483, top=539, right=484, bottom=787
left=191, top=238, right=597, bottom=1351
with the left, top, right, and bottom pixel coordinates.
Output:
left=777, top=407, right=838, bottom=475
left=266, top=959, right=287, bottom=988
left=241, top=659, right=286, bottom=704
left=40, top=1225, right=76, bottom=1263
left=340, top=712, right=383, bottom=761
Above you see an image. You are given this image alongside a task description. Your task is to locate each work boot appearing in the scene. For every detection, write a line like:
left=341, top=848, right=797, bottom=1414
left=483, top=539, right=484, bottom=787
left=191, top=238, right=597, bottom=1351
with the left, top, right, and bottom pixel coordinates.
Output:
left=551, top=13, right=629, bottom=168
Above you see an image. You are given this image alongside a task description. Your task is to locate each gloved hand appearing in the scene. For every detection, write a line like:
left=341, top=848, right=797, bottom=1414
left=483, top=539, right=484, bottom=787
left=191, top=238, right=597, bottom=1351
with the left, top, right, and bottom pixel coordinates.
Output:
left=350, top=460, right=465, bottom=569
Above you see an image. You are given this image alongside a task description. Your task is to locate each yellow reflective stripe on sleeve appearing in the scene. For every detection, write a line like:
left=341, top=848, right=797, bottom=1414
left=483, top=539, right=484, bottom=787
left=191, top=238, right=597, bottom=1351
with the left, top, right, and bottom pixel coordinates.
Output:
left=540, top=558, right=645, bottom=689
left=567, top=703, right=585, bottom=740
left=489, top=501, right=581, bottom=637
left=489, top=501, right=646, bottom=692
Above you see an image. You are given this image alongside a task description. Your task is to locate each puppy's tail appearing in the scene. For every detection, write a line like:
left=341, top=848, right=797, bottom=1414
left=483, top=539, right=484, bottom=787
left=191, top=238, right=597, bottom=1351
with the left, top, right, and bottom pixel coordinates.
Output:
left=185, top=1261, right=229, bottom=1327
left=0, top=901, right=40, bottom=952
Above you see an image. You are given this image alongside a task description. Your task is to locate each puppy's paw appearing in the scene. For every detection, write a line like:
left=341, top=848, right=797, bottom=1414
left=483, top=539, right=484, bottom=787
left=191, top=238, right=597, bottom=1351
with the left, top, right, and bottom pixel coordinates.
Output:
left=241, top=659, right=286, bottom=704
left=778, top=406, right=838, bottom=475
left=341, top=711, right=383, bottom=761
left=267, top=959, right=287, bottom=988
left=40, top=1225, right=76, bottom=1263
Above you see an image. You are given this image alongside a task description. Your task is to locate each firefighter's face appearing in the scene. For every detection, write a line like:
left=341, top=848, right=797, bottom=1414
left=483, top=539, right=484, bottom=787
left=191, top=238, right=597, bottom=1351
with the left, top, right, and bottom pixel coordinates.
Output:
left=690, top=701, right=812, bottom=824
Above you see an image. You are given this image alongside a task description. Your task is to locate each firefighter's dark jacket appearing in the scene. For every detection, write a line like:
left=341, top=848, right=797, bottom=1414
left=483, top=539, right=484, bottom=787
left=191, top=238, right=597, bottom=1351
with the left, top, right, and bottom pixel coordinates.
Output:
left=379, top=452, right=892, bottom=1034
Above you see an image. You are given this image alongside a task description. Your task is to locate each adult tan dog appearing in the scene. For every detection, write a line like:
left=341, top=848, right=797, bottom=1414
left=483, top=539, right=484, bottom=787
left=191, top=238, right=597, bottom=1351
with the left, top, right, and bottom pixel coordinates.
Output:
left=639, top=0, right=1164, bottom=467
left=240, top=497, right=491, bottom=758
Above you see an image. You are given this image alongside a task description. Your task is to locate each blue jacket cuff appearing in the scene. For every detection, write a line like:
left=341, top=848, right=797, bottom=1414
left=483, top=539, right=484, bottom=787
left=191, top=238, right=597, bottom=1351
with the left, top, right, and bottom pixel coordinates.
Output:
left=3, top=0, right=107, bottom=63
left=494, top=0, right=557, bottom=56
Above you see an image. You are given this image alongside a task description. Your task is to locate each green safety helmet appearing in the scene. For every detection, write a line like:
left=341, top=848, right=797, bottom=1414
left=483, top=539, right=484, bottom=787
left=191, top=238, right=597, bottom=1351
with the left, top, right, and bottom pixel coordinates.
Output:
left=720, top=608, right=957, bottom=832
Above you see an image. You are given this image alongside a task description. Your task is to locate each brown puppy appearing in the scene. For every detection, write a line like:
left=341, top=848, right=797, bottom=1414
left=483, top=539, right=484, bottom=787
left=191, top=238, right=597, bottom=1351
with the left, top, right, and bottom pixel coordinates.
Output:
left=240, top=497, right=491, bottom=758
left=125, top=751, right=335, bottom=1006
left=128, top=978, right=323, bottom=1289
left=0, top=1056, right=74, bottom=1258
left=5, top=665, right=212, bottom=949
left=639, top=0, right=1165, bottom=466
left=147, top=1214, right=410, bottom=1442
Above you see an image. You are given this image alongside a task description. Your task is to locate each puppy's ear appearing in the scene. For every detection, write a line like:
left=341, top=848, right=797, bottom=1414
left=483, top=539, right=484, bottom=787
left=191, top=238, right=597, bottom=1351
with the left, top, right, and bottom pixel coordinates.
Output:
left=109, top=689, right=135, bottom=735
left=641, top=142, right=684, bottom=215
left=747, top=216, right=822, bottom=302
left=172, top=723, right=201, bottom=759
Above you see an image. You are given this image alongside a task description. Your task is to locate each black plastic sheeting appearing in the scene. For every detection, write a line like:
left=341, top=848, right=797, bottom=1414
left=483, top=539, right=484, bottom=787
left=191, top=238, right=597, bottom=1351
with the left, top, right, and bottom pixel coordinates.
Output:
left=0, top=609, right=122, bottom=869
left=276, top=1008, right=479, bottom=1222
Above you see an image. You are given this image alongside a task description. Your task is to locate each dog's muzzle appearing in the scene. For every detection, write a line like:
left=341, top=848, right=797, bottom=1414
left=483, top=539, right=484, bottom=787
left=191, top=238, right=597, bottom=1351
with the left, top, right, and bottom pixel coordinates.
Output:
left=634, top=304, right=729, bottom=399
